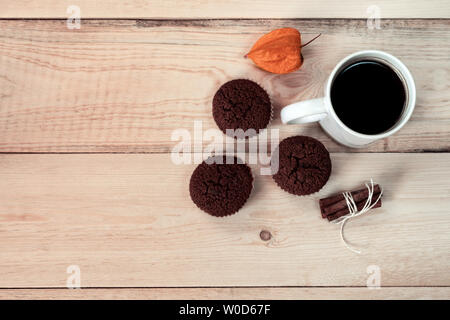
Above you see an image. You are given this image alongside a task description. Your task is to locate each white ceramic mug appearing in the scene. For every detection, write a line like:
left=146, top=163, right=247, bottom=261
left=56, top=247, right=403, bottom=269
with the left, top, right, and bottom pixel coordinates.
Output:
left=280, top=50, right=416, bottom=148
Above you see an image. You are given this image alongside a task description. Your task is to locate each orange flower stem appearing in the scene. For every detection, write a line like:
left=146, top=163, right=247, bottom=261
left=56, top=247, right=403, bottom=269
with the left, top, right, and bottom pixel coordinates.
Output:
left=301, top=33, right=321, bottom=48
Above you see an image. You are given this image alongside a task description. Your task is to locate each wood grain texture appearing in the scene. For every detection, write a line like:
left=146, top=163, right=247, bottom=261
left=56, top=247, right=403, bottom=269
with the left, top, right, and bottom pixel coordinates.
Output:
left=1, top=287, right=449, bottom=300
left=0, top=0, right=449, bottom=19
left=0, top=153, right=449, bottom=287
left=0, top=19, right=449, bottom=153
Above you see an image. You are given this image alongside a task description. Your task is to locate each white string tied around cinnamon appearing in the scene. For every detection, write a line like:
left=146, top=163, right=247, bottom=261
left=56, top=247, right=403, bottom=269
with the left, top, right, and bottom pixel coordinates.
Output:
left=330, top=179, right=383, bottom=254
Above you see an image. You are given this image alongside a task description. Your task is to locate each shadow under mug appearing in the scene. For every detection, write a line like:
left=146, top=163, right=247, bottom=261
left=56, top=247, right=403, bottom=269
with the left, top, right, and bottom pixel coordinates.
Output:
left=280, top=50, right=416, bottom=148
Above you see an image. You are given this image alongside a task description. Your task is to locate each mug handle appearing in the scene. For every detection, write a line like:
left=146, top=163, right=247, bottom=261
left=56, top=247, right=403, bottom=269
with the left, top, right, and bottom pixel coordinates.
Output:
left=280, top=98, right=328, bottom=124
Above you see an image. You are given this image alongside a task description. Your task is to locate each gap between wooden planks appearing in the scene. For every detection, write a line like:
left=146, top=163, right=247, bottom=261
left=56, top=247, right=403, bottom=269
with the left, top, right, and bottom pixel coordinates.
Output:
left=1, top=287, right=449, bottom=300
left=0, top=153, right=449, bottom=288
left=0, top=0, right=449, bottom=19
left=0, top=19, right=449, bottom=153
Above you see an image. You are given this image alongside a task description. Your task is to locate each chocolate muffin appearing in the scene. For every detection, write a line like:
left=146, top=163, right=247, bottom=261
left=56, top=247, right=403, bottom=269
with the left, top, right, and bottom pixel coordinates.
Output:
left=189, top=156, right=253, bottom=217
left=272, top=136, right=331, bottom=196
left=212, top=79, right=271, bottom=138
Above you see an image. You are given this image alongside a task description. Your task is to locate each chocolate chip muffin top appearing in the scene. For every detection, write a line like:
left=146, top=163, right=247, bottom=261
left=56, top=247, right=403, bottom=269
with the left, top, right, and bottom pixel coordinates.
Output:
left=212, top=79, right=271, bottom=138
left=189, top=156, right=253, bottom=217
left=272, top=136, right=331, bottom=196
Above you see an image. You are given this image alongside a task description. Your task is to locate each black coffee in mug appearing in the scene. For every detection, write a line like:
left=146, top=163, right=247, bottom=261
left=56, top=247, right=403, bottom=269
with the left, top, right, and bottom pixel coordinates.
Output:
left=330, top=60, right=406, bottom=135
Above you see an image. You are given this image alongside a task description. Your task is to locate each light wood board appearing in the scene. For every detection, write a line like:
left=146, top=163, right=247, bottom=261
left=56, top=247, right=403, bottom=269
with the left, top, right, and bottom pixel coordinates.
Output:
left=1, top=6, right=449, bottom=299
left=1, top=287, right=449, bottom=300
left=0, top=0, right=449, bottom=19
left=0, top=19, right=449, bottom=153
left=0, top=153, right=449, bottom=288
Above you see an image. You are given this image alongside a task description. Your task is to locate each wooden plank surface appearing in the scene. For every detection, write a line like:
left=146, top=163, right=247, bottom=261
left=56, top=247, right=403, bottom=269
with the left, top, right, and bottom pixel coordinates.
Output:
left=1, top=3, right=449, bottom=299
left=1, top=287, right=449, bottom=300
left=1, top=0, right=449, bottom=19
left=0, top=153, right=449, bottom=288
left=0, top=19, right=449, bottom=153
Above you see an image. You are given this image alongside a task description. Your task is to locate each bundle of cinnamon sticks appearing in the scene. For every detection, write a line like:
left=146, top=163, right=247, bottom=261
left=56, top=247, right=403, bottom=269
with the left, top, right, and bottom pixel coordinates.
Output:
left=319, top=184, right=382, bottom=221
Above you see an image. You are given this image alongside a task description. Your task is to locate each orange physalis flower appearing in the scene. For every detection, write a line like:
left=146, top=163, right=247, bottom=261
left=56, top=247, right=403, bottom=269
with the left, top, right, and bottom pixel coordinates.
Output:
left=245, top=28, right=320, bottom=74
